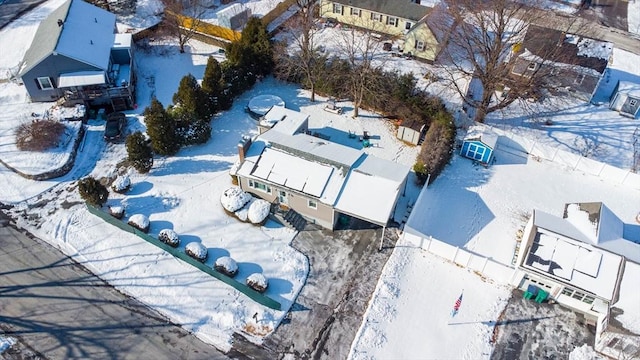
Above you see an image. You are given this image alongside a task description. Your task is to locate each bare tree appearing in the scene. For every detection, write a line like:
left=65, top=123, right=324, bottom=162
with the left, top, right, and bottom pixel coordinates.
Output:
left=435, top=0, right=590, bottom=123
left=162, top=0, right=207, bottom=53
left=274, top=0, right=324, bottom=101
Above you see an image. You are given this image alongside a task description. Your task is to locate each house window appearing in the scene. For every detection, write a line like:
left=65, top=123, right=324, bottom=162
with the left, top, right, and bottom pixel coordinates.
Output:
left=405, top=22, right=413, bottom=30
left=387, top=16, right=398, bottom=27
left=332, top=4, right=343, bottom=14
left=37, top=77, right=54, bottom=90
left=350, top=7, right=361, bottom=16
left=416, top=40, right=425, bottom=51
left=574, top=74, right=585, bottom=85
left=308, top=199, right=317, bottom=209
left=630, top=99, right=638, bottom=107
left=248, top=179, right=272, bottom=194
left=371, top=13, right=382, bottom=22
left=527, top=62, right=537, bottom=71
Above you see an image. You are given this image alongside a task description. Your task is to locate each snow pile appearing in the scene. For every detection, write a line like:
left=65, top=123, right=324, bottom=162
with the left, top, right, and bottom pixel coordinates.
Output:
left=0, top=336, right=16, bottom=354
left=576, top=38, right=613, bottom=60
left=185, top=242, right=208, bottom=261
left=234, top=197, right=254, bottom=222
left=221, top=186, right=252, bottom=212
left=215, top=256, right=238, bottom=277
left=111, top=174, right=131, bottom=193
left=127, top=214, right=150, bottom=232
left=247, top=273, right=268, bottom=292
left=248, top=199, right=270, bottom=224
left=569, top=344, right=604, bottom=360
left=158, top=228, right=180, bottom=247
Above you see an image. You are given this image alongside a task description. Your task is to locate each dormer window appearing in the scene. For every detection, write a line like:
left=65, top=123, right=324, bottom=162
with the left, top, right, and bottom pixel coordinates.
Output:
left=527, top=62, right=537, bottom=71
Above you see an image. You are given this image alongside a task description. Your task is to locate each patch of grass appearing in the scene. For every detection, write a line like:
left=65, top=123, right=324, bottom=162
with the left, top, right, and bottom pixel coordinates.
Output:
left=15, top=119, right=66, bottom=151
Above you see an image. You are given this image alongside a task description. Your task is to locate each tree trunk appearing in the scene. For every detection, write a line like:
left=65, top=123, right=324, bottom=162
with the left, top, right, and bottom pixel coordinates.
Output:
left=310, top=83, right=315, bottom=102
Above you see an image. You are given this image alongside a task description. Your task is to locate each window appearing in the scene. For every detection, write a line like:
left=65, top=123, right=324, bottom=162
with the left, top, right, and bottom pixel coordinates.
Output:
left=629, top=99, right=638, bottom=107
left=350, top=7, right=361, bottom=16
left=37, top=77, right=54, bottom=90
left=574, top=74, right=585, bottom=85
left=467, top=143, right=485, bottom=160
left=371, top=13, right=382, bottom=22
left=248, top=179, right=272, bottom=194
left=527, top=62, right=537, bottom=71
left=405, top=22, right=413, bottom=30
left=308, top=199, right=317, bottom=209
left=416, top=40, right=425, bottom=51
left=562, top=287, right=596, bottom=304
left=387, top=16, right=398, bottom=27
left=332, top=4, right=343, bottom=14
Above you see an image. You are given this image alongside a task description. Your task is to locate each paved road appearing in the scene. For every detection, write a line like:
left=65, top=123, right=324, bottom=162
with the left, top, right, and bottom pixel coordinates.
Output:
left=0, top=0, right=45, bottom=30
left=0, top=214, right=228, bottom=360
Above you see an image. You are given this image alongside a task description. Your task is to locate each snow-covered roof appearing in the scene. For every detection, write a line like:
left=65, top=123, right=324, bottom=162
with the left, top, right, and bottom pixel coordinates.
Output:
left=463, top=127, right=499, bottom=150
left=20, top=0, right=116, bottom=76
left=564, top=202, right=640, bottom=264
left=260, top=106, right=307, bottom=135
left=249, top=94, right=285, bottom=117
left=113, top=33, right=132, bottom=49
left=616, top=81, right=640, bottom=97
left=526, top=209, right=624, bottom=300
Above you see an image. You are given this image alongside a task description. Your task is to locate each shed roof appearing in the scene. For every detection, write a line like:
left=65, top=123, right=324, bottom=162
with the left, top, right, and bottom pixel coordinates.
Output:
left=463, top=127, right=498, bottom=150
left=616, top=81, right=640, bottom=98
left=330, top=0, right=431, bottom=22
left=20, top=0, right=116, bottom=76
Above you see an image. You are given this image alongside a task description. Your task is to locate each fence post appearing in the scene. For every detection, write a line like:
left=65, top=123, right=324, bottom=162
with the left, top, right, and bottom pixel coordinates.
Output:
left=481, top=257, right=489, bottom=273
left=453, top=246, right=459, bottom=263
left=426, top=236, right=432, bottom=252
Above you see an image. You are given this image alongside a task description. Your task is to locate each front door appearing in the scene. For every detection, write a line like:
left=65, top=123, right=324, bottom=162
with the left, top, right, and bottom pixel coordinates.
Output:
left=278, top=190, right=288, bottom=205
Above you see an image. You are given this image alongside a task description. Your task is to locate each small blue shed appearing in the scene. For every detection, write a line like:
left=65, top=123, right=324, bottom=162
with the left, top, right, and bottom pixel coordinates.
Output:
left=460, top=128, right=498, bottom=165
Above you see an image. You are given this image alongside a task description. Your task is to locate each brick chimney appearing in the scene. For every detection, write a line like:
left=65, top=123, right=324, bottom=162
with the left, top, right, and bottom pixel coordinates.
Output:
left=237, top=135, right=252, bottom=163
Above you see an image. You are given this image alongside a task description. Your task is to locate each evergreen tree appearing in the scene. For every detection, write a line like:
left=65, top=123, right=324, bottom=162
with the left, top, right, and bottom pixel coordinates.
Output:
left=226, top=17, right=273, bottom=77
left=201, top=56, right=223, bottom=117
left=172, top=73, right=208, bottom=121
left=78, top=177, right=109, bottom=206
left=144, top=98, right=181, bottom=156
left=126, top=131, right=154, bottom=173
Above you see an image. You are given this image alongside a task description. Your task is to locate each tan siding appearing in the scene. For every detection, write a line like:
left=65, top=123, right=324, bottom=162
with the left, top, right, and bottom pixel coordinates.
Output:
left=402, top=23, right=438, bottom=61
left=320, top=1, right=415, bottom=37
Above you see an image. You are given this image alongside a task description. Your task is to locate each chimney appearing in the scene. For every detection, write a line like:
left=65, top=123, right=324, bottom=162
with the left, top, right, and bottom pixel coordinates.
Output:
left=237, top=135, right=252, bottom=163
left=57, top=19, right=63, bottom=27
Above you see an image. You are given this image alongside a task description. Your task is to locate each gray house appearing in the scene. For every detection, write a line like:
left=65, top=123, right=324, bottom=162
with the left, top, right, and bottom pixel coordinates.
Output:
left=19, top=0, right=135, bottom=111
left=232, top=107, right=410, bottom=232
left=511, top=25, right=612, bottom=102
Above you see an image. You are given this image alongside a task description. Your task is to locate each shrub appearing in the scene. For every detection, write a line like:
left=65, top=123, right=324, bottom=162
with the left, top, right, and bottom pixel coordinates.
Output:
left=246, top=273, right=268, bottom=293
left=111, top=174, right=131, bottom=193
left=126, top=131, right=153, bottom=173
left=185, top=242, right=208, bottom=262
left=15, top=119, right=66, bottom=151
left=248, top=199, right=270, bottom=224
left=108, top=205, right=125, bottom=219
left=221, top=187, right=252, bottom=213
left=158, top=229, right=180, bottom=247
left=127, top=214, right=150, bottom=233
left=414, top=110, right=456, bottom=185
left=214, top=256, right=238, bottom=277
left=78, top=177, right=109, bottom=207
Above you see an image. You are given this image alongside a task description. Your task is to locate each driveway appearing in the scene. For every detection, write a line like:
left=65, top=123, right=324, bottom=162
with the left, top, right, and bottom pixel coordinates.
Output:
left=491, top=289, right=595, bottom=360
left=0, top=213, right=227, bottom=360
left=577, top=0, right=628, bottom=32
left=230, top=221, right=399, bottom=359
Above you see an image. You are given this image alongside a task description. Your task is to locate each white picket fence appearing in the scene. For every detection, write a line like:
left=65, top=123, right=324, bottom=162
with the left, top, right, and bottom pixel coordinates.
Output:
left=402, top=231, right=517, bottom=286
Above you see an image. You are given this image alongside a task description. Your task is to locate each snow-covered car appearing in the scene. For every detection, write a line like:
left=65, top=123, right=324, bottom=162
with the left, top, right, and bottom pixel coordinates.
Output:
left=220, top=186, right=252, bottom=213
left=127, top=214, right=150, bottom=233
left=104, top=112, right=126, bottom=141
left=214, top=256, right=238, bottom=277
left=185, top=242, right=207, bottom=262
left=158, top=229, right=180, bottom=248
left=246, top=272, right=268, bottom=293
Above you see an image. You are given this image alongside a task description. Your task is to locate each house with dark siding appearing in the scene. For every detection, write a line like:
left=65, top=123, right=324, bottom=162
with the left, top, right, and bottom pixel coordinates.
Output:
left=19, top=0, right=135, bottom=111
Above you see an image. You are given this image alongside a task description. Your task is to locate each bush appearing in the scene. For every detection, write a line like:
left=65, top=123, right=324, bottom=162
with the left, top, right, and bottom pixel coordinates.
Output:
left=144, top=98, right=180, bottom=156
left=126, top=131, right=153, bottom=173
left=78, top=177, right=109, bottom=206
left=108, top=205, right=125, bottom=219
left=185, top=242, right=208, bottom=262
left=414, top=110, right=456, bottom=185
left=111, top=174, right=131, bottom=193
left=158, top=229, right=180, bottom=247
left=15, top=119, right=66, bottom=151
left=246, top=273, right=268, bottom=293
left=214, top=256, right=238, bottom=277
left=127, top=214, right=150, bottom=233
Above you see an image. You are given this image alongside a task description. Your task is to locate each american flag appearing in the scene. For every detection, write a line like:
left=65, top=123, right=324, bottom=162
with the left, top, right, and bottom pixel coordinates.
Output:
left=451, top=292, right=463, bottom=318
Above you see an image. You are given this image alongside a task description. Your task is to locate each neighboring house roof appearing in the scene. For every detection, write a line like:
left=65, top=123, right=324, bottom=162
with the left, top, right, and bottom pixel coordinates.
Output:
left=563, top=202, right=640, bottom=264
left=330, top=0, right=431, bottom=22
left=520, top=25, right=612, bottom=74
left=259, top=106, right=308, bottom=135
left=463, top=127, right=498, bottom=149
left=527, top=209, right=624, bottom=301
left=20, top=0, right=116, bottom=76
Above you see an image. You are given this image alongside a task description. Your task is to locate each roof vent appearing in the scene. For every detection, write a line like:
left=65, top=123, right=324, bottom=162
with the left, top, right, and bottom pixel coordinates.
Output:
left=57, top=19, right=63, bottom=27
left=90, top=40, right=94, bottom=45
left=94, top=17, right=97, bottom=23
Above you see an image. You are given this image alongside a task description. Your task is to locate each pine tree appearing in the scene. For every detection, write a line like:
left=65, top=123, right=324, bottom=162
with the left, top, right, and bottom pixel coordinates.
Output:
left=172, top=74, right=208, bottom=121
left=126, top=131, right=154, bottom=173
left=201, top=56, right=223, bottom=117
left=144, top=98, right=180, bottom=156
left=227, top=17, right=273, bottom=77
left=78, top=177, right=109, bottom=206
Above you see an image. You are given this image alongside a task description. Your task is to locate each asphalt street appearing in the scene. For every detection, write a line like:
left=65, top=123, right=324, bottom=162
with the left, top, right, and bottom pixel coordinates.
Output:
left=0, top=214, right=228, bottom=360
left=0, top=0, right=45, bottom=30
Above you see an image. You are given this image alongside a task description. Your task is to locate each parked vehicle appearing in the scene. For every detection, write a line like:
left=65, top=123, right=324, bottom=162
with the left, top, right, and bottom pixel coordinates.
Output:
left=104, top=112, right=126, bottom=141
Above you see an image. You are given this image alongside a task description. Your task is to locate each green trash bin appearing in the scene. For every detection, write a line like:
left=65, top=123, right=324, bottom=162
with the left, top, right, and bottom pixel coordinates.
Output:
left=535, top=289, right=549, bottom=303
